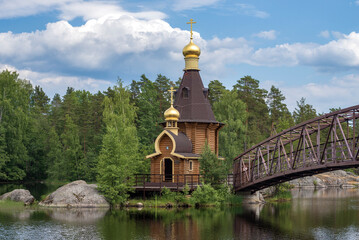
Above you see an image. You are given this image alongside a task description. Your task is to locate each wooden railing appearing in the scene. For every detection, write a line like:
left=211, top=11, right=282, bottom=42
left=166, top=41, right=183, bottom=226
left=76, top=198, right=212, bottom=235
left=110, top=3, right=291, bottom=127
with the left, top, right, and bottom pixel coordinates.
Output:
left=132, top=174, right=233, bottom=192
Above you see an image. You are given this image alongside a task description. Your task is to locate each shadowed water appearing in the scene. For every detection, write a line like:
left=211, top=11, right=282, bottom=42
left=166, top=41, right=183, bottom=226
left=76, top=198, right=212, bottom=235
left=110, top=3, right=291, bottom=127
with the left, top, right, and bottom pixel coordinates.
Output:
left=1, top=188, right=359, bottom=239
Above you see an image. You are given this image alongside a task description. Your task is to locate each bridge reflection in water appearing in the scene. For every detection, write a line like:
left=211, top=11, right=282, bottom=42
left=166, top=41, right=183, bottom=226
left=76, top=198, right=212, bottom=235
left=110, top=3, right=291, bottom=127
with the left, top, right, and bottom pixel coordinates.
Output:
left=233, top=105, right=359, bottom=193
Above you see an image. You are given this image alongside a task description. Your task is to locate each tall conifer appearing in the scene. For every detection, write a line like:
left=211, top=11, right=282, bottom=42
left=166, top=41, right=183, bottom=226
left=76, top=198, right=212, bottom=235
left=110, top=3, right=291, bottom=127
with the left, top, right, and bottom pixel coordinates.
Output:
left=97, top=80, right=140, bottom=204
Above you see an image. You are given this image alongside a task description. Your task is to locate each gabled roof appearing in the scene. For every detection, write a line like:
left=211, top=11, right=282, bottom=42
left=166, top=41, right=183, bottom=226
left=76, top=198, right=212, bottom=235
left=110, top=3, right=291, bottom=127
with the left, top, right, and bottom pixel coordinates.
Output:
left=174, top=70, right=218, bottom=123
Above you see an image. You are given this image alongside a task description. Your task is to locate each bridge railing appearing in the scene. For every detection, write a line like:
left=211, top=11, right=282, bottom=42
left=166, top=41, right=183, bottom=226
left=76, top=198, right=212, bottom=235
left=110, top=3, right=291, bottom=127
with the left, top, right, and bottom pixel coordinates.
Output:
left=233, top=105, right=359, bottom=192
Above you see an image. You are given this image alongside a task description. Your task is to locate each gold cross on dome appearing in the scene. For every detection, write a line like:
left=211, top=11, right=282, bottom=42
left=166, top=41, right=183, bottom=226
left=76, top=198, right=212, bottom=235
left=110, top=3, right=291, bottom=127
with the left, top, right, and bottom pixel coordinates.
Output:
left=186, top=18, right=196, bottom=39
left=168, top=87, right=176, bottom=105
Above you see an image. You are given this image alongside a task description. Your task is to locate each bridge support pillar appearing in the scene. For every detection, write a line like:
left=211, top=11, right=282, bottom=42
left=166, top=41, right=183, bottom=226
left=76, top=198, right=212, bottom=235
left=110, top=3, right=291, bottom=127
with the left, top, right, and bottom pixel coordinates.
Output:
left=238, top=191, right=265, bottom=204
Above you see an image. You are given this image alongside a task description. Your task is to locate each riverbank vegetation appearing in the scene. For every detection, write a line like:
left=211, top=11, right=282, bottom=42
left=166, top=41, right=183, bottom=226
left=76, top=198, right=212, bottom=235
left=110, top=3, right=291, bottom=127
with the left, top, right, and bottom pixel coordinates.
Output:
left=0, top=199, right=26, bottom=209
left=0, top=69, right=325, bottom=205
left=127, top=184, right=243, bottom=208
left=266, top=183, right=294, bottom=202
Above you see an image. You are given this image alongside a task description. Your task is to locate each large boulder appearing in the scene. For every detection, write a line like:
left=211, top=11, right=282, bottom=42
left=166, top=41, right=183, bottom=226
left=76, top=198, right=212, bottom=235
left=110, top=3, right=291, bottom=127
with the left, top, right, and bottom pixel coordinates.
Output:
left=39, top=180, right=109, bottom=208
left=0, top=189, right=35, bottom=205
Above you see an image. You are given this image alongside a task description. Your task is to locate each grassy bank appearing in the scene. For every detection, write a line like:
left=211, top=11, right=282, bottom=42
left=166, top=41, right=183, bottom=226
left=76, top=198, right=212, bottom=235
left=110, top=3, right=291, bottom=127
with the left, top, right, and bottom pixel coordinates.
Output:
left=266, top=183, right=294, bottom=202
left=0, top=200, right=26, bottom=209
left=124, top=184, right=243, bottom=209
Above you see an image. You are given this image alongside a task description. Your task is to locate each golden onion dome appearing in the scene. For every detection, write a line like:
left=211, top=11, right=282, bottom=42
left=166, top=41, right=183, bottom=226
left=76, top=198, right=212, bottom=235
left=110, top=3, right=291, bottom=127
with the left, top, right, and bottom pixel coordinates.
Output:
left=182, top=39, right=201, bottom=58
left=164, top=105, right=180, bottom=121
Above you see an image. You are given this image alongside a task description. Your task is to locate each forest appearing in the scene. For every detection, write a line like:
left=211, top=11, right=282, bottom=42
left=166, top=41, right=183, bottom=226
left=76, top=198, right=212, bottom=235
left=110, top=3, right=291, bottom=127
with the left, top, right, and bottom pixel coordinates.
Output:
left=0, top=69, right=319, bottom=183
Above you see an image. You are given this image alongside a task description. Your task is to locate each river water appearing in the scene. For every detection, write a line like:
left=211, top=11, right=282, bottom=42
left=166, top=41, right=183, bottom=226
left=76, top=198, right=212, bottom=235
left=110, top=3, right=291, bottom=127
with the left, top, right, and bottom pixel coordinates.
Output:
left=1, top=188, right=359, bottom=239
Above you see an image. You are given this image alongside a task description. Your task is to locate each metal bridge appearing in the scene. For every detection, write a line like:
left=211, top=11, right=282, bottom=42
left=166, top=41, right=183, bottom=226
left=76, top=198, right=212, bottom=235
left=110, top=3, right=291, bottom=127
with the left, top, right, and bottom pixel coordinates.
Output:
left=233, top=105, right=359, bottom=193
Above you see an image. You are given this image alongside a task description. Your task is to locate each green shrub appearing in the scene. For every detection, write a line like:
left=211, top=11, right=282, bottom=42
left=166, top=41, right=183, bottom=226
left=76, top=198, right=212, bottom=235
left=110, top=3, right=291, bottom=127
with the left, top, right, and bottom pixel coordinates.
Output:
left=161, top=187, right=176, bottom=200
left=191, top=184, right=219, bottom=206
left=216, top=184, right=232, bottom=203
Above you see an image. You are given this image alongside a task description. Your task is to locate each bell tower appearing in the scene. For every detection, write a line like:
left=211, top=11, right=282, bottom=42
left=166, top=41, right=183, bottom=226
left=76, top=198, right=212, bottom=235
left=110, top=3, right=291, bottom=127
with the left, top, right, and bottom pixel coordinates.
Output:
left=174, top=19, right=223, bottom=155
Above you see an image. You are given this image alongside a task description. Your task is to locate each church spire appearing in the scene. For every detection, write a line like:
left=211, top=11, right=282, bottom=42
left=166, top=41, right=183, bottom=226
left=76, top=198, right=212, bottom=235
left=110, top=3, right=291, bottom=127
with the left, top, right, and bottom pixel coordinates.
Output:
left=182, top=19, right=201, bottom=70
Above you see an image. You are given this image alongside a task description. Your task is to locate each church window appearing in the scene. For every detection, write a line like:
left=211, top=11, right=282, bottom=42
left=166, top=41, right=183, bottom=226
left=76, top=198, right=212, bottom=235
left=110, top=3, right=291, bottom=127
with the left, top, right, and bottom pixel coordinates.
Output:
left=182, top=87, right=189, bottom=99
left=189, top=160, right=193, bottom=171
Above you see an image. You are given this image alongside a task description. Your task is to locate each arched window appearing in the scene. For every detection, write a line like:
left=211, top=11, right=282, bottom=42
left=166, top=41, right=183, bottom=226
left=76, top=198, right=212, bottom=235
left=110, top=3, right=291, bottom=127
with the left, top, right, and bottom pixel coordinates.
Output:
left=189, top=160, right=193, bottom=171
left=182, top=87, right=189, bottom=99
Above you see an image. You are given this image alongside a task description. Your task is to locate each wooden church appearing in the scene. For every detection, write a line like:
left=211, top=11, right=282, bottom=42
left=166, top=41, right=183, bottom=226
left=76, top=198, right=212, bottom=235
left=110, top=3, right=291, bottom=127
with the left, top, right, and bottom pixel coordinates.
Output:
left=146, top=20, right=223, bottom=184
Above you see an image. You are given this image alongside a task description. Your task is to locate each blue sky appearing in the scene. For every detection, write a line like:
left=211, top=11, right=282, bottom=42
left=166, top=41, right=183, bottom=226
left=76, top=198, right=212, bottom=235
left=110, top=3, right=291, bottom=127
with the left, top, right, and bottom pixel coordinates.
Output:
left=1, top=0, right=359, bottom=113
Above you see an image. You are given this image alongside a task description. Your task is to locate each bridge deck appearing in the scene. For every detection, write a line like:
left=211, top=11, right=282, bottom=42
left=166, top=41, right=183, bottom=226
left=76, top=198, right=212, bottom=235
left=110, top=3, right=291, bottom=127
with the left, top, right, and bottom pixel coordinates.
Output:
left=233, top=104, right=359, bottom=193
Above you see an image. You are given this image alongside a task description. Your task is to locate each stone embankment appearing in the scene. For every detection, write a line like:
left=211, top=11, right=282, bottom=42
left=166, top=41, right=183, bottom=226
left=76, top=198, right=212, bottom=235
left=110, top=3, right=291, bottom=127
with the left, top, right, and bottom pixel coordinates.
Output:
left=288, top=170, right=359, bottom=188
left=260, top=170, right=359, bottom=198
left=39, top=180, right=109, bottom=208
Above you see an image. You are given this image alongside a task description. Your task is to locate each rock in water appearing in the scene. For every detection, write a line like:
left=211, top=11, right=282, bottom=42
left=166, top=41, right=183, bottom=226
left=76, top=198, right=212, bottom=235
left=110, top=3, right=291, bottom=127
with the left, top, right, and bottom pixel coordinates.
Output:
left=0, top=189, right=35, bottom=205
left=39, top=180, right=109, bottom=208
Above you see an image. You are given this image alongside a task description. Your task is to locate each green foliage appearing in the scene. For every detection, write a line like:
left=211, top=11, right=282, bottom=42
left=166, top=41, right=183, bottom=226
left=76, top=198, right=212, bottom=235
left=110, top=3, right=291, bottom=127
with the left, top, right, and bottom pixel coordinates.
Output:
left=0, top=200, right=25, bottom=209
left=97, top=80, right=140, bottom=205
left=208, top=80, right=226, bottom=105
left=130, top=74, right=173, bottom=173
left=0, top=69, right=322, bottom=189
left=233, top=75, right=270, bottom=147
left=293, top=97, right=317, bottom=124
left=270, top=182, right=294, bottom=201
left=213, top=90, right=247, bottom=166
left=0, top=70, right=32, bottom=181
left=267, top=85, right=294, bottom=133
left=161, top=187, right=176, bottom=200
left=199, top=143, right=228, bottom=186
left=191, top=184, right=220, bottom=206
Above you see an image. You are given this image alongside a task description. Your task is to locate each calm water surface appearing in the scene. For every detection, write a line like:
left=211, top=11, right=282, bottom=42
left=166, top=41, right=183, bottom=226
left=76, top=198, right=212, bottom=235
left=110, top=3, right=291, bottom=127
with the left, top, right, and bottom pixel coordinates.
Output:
left=1, top=187, right=359, bottom=239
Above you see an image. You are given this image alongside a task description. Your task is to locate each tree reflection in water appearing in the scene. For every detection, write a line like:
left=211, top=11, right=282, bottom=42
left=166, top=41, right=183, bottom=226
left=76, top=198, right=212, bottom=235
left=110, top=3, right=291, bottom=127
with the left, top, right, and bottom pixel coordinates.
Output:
left=2, top=189, right=359, bottom=239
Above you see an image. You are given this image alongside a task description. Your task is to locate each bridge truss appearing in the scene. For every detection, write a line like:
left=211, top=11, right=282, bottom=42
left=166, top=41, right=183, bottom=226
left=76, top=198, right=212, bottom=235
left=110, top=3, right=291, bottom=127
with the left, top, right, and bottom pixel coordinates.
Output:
left=233, top=105, right=359, bottom=193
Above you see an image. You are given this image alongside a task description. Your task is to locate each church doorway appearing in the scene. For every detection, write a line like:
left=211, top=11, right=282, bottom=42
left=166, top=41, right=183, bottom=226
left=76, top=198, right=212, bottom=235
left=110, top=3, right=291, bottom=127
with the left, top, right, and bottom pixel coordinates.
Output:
left=164, top=158, right=173, bottom=182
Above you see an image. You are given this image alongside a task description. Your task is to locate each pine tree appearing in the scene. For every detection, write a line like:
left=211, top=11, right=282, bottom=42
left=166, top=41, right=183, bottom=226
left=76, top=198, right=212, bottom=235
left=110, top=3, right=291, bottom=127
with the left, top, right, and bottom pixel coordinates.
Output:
left=293, top=97, right=317, bottom=124
left=46, top=126, right=65, bottom=180
left=208, top=80, right=226, bottom=106
left=0, top=70, right=31, bottom=181
left=97, top=80, right=140, bottom=204
left=267, top=85, right=294, bottom=133
left=213, top=90, right=248, bottom=167
left=61, top=114, right=84, bottom=180
left=0, top=124, right=9, bottom=180
left=199, top=142, right=227, bottom=187
left=233, top=75, right=270, bottom=147
left=131, top=75, right=162, bottom=159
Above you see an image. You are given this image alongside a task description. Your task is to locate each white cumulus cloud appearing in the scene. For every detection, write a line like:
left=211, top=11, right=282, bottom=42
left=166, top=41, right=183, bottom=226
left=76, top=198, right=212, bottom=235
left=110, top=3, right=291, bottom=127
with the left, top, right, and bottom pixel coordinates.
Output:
left=0, top=15, right=190, bottom=73
left=282, top=74, right=359, bottom=113
left=246, top=32, right=359, bottom=70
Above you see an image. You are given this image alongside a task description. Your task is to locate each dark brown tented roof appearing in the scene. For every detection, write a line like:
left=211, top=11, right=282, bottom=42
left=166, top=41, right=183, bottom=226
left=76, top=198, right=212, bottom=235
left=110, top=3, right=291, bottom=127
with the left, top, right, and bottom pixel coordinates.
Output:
left=174, top=70, right=218, bottom=123
left=166, top=130, right=192, bottom=153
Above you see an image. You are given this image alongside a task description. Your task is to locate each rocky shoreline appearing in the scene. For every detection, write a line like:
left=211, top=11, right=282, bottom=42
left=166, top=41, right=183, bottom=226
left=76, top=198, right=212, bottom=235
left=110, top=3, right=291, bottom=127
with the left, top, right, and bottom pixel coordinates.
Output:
left=0, top=180, right=110, bottom=208
left=244, top=170, right=359, bottom=204
left=1, top=170, right=359, bottom=206
left=288, top=170, right=359, bottom=188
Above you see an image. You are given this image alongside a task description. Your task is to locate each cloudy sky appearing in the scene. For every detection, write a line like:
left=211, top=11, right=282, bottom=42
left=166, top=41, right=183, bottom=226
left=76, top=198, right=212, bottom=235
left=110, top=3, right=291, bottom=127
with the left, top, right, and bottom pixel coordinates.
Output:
left=1, top=0, right=359, bottom=113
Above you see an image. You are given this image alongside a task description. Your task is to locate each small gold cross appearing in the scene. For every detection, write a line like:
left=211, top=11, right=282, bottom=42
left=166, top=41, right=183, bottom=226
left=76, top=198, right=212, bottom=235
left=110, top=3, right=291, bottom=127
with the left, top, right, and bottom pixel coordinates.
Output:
left=168, top=87, right=176, bottom=105
left=186, top=18, right=197, bottom=39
